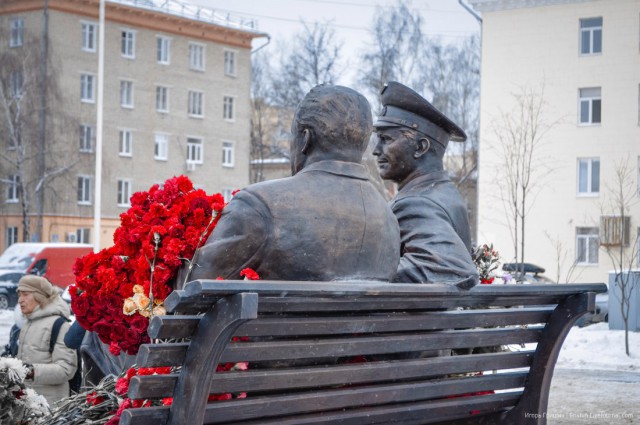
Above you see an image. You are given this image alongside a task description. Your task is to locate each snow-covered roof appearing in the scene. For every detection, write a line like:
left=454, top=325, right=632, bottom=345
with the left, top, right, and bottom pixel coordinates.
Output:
left=109, top=0, right=261, bottom=34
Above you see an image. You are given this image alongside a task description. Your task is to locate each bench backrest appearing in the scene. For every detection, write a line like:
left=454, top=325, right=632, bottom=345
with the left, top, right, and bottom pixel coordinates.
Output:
left=120, top=280, right=606, bottom=425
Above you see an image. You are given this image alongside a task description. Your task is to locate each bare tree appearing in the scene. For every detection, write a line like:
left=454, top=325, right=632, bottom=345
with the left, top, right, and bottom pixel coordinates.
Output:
left=490, top=83, right=560, bottom=279
left=544, top=231, right=581, bottom=283
left=0, top=33, right=76, bottom=242
left=423, top=35, right=481, bottom=239
left=270, top=21, right=344, bottom=108
left=250, top=51, right=271, bottom=183
left=358, top=0, right=424, bottom=109
left=599, top=159, right=639, bottom=356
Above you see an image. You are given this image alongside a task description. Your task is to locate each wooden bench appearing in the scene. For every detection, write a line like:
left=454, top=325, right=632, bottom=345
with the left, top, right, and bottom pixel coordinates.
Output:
left=120, top=280, right=606, bottom=425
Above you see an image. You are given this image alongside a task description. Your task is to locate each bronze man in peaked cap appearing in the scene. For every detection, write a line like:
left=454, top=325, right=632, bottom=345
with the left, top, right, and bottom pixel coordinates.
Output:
left=373, top=81, right=478, bottom=288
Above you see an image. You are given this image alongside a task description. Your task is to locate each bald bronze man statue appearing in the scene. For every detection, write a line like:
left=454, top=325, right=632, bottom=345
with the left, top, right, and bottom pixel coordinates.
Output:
left=183, top=84, right=400, bottom=284
left=373, top=81, right=478, bottom=289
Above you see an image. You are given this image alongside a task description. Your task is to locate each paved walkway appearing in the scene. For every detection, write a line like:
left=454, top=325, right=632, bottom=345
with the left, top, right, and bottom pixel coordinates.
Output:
left=547, top=369, right=640, bottom=424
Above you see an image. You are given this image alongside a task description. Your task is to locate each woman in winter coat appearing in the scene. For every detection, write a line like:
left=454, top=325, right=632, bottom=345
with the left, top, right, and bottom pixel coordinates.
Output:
left=16, top=275, right=77, bottom=407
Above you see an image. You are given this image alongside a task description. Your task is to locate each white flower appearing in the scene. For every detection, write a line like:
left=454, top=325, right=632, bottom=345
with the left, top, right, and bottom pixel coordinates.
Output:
left=0, top=357, right=28, bottom=382
left=22, top=388, right=49, bottom=415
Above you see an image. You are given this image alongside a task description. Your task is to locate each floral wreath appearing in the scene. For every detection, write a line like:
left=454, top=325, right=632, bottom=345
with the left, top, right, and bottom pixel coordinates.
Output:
left=70, top=176, right=226, bottom=355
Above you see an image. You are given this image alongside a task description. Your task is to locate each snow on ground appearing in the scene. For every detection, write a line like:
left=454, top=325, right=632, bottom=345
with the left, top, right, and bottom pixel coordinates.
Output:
left=556, top=322, right=640, bottom=371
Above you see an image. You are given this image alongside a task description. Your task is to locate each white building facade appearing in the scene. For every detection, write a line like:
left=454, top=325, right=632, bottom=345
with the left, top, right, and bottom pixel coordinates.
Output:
left=470, top=0, right=640, bottom=284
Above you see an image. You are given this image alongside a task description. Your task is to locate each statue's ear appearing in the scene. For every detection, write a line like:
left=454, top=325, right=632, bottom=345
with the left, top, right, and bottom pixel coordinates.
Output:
left=414, top=137, right=430, bottom=159
left=301, top=128, right=313, bottom=155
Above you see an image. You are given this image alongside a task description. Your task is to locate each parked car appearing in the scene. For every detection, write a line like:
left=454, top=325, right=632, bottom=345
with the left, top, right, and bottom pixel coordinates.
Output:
left=0, top=243, right=92, bottom=289
left=576, top=293, right=609, bottom=327
left=502, top=263, right=554, bottom=284
left=0, top=270, right=25, bottom=309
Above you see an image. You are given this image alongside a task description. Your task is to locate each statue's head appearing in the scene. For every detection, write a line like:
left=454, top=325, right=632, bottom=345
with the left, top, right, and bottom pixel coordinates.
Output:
left=372, top=81, right=466, bottom=184
left=290, top=84, right=372, bottom=175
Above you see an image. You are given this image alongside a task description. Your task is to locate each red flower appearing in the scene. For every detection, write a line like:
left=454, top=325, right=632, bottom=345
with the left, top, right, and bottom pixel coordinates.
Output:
left=115, top=376, right=130, bottom=395
left=240, top=268, right=260, bottom=280
left=480, top=277, right=495, bottom=284
left=70, top=175, right=227, bottom=355
left=86, top=392, right=104, bottom=406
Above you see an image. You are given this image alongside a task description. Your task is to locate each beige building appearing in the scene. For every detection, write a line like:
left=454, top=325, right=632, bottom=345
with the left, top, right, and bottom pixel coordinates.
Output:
left=0, top=0, right=265, bottom=252
left=470, top=0, right=640, bottom=283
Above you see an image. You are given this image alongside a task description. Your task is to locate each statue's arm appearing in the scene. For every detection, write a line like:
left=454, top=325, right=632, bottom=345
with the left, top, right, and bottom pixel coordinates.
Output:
left=392, top=196, right=477, bottom=285
left=186, top=190, right=269, bottom=282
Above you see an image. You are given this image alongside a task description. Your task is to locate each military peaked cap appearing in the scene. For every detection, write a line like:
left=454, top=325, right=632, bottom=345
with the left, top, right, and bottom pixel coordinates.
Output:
left=373, top=81, right=467, bottom=144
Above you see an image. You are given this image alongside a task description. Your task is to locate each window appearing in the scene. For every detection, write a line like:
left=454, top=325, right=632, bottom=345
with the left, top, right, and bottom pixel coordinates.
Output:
left=120, top=80, right=134, bottom=108
left=119, top=129, right=132, bottom=156
left=223, top=96, right=235, bottom=120
left=79, top=125, right=94, bottom=152
left=77, top=175, right=92, bottom=205
left=121, top=29, right=136, bottom=58
left=76, top=228, right=91, bottom=244
left=82, top=22, right=97, bottom=52
left=6, top=175, right=20, bottom=202
left=189, top=43, right=205, bottom=71
left=580, top=17, right=602, bottom=55
left=156, top=86, right=168, bottom=112
left=81, top=74, right=95, bottom=103
left=5, top=226, right=18, bottom=247
left=577, top=158, right=600, bottom=195
left=117, top=179, right=132, bottom=207
left=187, top=137, right=203, bottom=164
left=222, top=141, right=234, bottom=167
left=224, top=50, right=236, bottom=76
left=154, top=133, right=168, bottom=160
left=188, top=90, right=203, bottom=117
left=579, top=87, right=601, bottom=125
left=576, top=227, right=599, bottom=265
left=10, top=18, right=23, bottom=47
left=157, top=36, right=170, bottom=64
left=9, top=71, right=23, bottom=98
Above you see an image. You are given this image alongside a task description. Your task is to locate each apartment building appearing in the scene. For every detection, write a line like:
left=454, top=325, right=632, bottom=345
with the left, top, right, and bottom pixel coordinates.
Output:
left=470, top=0, right=640, bottom=284
left=0, top=0, right=266, bottom=251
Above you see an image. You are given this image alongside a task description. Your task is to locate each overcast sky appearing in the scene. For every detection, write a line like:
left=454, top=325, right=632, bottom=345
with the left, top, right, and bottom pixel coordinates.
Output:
left=189, top=0, right=481, bottom=86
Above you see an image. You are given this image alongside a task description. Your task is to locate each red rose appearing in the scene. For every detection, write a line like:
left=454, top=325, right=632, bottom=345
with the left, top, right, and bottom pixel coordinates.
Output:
left=71, top=294, right=90, bottom=318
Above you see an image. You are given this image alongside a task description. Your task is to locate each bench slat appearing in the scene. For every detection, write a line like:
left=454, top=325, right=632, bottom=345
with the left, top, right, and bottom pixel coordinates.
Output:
left=136, top=327, right=540, bottom=367
left=189, top=280, right=606, bottom=297
left=148, top=307, right=553, bottom=339
left=166, top=293, right=575, bottom=314
left=129, top=351, right=534, bottom=399
left=233, top=392, right=522, bottom=425
left=219, top=327, right=542, bottom=363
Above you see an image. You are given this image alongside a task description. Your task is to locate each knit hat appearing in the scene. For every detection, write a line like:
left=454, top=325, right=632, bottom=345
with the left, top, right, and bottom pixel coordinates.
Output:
left=17, top=275, right=58, bottom=300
